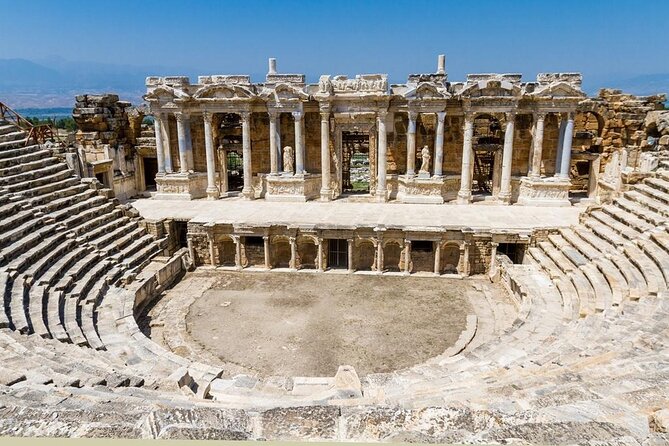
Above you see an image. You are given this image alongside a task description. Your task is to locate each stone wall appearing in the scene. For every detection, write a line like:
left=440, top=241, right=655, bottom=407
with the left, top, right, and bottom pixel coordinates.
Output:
left=73, top=94, right=145, bottom=201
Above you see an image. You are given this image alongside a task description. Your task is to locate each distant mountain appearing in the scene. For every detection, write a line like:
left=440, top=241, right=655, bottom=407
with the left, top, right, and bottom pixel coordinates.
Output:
left=0, top=59, right=68, bottom=89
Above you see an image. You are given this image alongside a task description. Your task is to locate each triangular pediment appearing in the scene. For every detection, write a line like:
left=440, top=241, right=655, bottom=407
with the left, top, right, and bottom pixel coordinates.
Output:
left=144, top=85, right=190, bottom=101
left=193, top=84, right=254, bottom=100
left=531, top=81, right=584, bottom=98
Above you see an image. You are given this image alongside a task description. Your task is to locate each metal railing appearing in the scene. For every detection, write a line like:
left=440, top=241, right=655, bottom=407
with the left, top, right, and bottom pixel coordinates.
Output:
left=0, top=101, right=59, bottom=146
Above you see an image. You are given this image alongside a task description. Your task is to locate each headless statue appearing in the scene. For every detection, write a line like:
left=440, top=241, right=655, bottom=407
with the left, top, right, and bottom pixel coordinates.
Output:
left=419, top=145, right=431, bottom=175
left=283, top=145, right=294, bottom=174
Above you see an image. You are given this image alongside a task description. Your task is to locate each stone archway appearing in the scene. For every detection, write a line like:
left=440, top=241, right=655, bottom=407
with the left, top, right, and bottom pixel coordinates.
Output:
left=440, top=243, right=461, bottom=274
left=382, top=240, right=403, bottom=272
left=355, top=239, right=376, bottom=271
left=297, top=237, right=318, bottom=269
left=218, top=236, right=236, bottom=267
left=271, top=237, right=291, bottom=268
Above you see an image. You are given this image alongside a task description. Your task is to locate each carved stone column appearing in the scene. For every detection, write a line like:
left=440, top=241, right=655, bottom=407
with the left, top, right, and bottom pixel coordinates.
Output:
left=406, top=111, right=417, bottom=177
left=233, top=235, right=242, bottom=270
left=530, top=112, right=546, bottom=178
left=404, top=240, right=412, bottom=274
left=268, top=111, right=279, bottom=175
left=463, top=241, right=471, bottom=276
left=457, top=112, right=475, bottom=204
left=376, top=110, right=388, bottom=202
left=175, top=112, right=190, bottom=174
left=317, top=238, right=324, bottom=271
left=203, top=111, right=220, bottom=199
left=489, top=241, right=499, bottom=275
left=218, top=145, right=229, bottom=197
left=184, top=114, right=194, bottom=170
left=554, top=114, right=566, bottom=177
left=293, top=111, right=305, bottom=175
left=347, top=238, right=354, bottom=273
left=434, top=241, right=441, bottom=275
left=263, top=236, right=270, bottom=269
left=434, top=111, right=446, bottom=177
left=498, top=111, right=516, bottom=204
left=289, top=236, right=297, bottom=270
left=240, top=111, right=254, bottom=199
left=320, top=107, right=332, bottom=200
left=153, top=113, right=166, bottom=175
left=559, top=112, right=575, bottom=179
left=376, top=239, right=384, bottom=273
left=208, top=233, right=216, bottom=266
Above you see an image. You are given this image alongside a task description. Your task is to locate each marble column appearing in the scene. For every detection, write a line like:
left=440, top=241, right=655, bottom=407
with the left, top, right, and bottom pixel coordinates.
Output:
left=406, top=111, right=417, bottom=177
left=404, top=240, right=412, bottom=274
left=498, top=112, right=516, bottom=203
left=219, top=145, right=229, bottom=197
left=376, top=110, right=388, bottom=201
left=240, top=111, right=253, bottom=199
left=289, top=237, right=297, bottom=270
left=317, top=238, right=324, bottom=271
left=554, top=114, right=566, bottom=177
left=457, top=112, right=475, bottom=204
left=153, top=114, right=166, bottom=175
left=434, top=111, right=446, bottom=177
left=175, top=112, right=189, bottom=174
left=161, top=114, right=173, bottom=173
left=347, top=238, right=354, bottom=273
left=187, top=237, right=195, bottom=263
left=293, top=111, right=305, bottom=175
left=320, top=109, right=332, bottom=200
left=530, top=112, right=546, bottom=178
left=184, top=114, right=194, bottom=170
left=434, top=242, right=441, bottom=275
left=203, top=111, right=220, bottom=199
left=559, top=112, right=575, bottom=179
left=463, top=242, right=471, bottom=276
left=268, top=111, right=279, bottom=175
left=263, top=236, right=270, bottom=269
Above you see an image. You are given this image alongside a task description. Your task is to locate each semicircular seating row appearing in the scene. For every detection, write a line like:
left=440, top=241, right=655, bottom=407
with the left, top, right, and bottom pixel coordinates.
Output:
left=0, top=116, right=667, bottom=441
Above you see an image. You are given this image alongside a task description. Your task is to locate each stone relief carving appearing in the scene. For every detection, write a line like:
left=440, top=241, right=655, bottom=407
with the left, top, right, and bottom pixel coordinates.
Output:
left=318, top=75, right=388, bottom=94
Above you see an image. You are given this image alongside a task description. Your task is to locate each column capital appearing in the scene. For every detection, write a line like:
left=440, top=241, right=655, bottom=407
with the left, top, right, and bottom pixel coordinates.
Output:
left=289, top=236, right=297, bottom=244
left=202, top=110, right=214, bottom=123
left=174, top=111, right=189, bottom=122
left=320, top=110, right=330, bottom=122
left=505, top=111, right=516, bottom=122
left=404, top=239, right=412, bottom=246
left=533, top=111, right=547, bottom=120
left=377, top=109, right=388, bottom=120
left=292, top=110, right=303, bottom=120
left=239, top=111, right=251, bottom=122
left=408, top=110, right=418, bottom=121
left=436, top=111, right=446, bottom=122
left=318, top=102, right=332, bottom=114
left=263, top=235, right=269, bottom=241
left=268, top=109, right=280, bottom=120
left=566, top=111, right=576, bottom=121
left=463, top=110, right=475, bottom=122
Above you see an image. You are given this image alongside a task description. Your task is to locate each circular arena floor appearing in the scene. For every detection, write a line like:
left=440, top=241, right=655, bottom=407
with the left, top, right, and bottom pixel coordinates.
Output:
left=147, top=271, right=510, bottom=377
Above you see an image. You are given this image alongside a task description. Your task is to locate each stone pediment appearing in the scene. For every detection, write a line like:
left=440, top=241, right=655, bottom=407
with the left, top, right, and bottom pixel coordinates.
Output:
left=530, top=81, right=585, bottom=99
left=458, top=76, right=522, bottom=98
left=193, top=84, right=255, bottom=100
left=404, top=82, right=450, bottom=100
left=260, top=83, right=309, bottom=103
left=144, top=85, right=190, bottom=102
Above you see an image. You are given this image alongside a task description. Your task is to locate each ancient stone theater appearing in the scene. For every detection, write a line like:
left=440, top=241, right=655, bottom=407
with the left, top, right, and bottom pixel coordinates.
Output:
left=0, top=55, right=668, bottom=443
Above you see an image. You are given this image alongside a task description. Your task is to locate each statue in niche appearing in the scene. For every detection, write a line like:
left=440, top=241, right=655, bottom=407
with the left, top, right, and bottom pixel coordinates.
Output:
left=283, top=145, right=294, bottom=174
left=419, top=145, right=431, bottom=175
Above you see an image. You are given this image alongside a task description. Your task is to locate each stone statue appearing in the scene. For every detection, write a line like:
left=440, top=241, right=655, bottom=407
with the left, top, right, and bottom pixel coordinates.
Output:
left=419, top=145, right=431, bottom=175
left=283, top=145, right=294, bottom=174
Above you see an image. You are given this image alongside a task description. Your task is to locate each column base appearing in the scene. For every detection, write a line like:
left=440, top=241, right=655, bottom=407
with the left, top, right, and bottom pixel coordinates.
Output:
left=456, top=190, right=472, bottom=204
left=206, top=186, right=220, bottom=200
left=397, top=175, right=444, bottom=204
left=517, top=176, right=572, bottom=206
left=319, top=188, right=333, bottom=201
left=241, top=187, right=255, bottom=200
left=497, top=192, right=512, bottom=205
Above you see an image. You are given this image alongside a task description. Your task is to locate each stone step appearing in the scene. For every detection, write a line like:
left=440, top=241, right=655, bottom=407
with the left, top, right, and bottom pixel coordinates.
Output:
left=601, top=204, right=655, bottom=234
left=1, top=225, right=54, bottom=265
left=0, top=156, right=59, bottom=178
left=38, top=246, right=93, bottom=288
left=81, top=302, right=105, bottom=350
left=637, top=238, right=669, bottom=284
left=583, top=217, right=626, bottom=247
left=644, top=176, right=669, bottom=195
left=27, top=284, right=50, bottom=338
left=623, top=190, right=669, bottom=218
left=589, top=210, right=641, bottom=241
left=4, top=164, right=72, bottom=193
left=0, top=136, right=29, bottom=150
left=0, top=158, right=61, bottom=186
left=635, top=183, right=669, bottom=206
left=614, top=196, right=666, bottom=227
left=0, top=143, right=42, bottom=160
left=0, top=130, right=27, bottom=144
left=0, top=148, right=52, bottom=169
left=622, top=245, right=663, bottom=296
left=28, top=183, right=90, bottom=208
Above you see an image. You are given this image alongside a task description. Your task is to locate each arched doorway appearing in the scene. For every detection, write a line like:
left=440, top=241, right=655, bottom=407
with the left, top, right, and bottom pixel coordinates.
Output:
left=297, top=237, right=318, bottom=269
left=382, top=241, right=402, bottom=272
left=218, top=237, right=236, bottom=267
left=355, top=240, right=375, bottom=271
left=440, top=243, right=461, bottom=274
left=271, top=237, right=291, bottom=268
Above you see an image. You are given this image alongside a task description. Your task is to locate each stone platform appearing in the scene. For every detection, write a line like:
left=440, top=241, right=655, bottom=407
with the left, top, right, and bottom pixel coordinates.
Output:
left=131, top=197, right=584, bottom=232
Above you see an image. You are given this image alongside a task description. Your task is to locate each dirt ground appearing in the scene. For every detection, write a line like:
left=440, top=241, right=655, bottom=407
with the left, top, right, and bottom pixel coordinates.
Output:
left=186, top=271, right=476, bottom=377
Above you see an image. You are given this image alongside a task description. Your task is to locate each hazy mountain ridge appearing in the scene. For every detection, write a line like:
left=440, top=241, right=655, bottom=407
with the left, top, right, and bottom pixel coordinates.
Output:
left=1, top=58, right=667, bottom=109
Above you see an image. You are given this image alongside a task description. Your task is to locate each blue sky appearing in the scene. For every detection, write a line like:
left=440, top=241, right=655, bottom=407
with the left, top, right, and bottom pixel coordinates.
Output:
left=1, top=0, right=668, bottom=85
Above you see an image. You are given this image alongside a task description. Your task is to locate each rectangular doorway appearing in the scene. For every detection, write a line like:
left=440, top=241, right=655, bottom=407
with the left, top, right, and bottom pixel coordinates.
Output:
left=143, top=157, right=158, bottom=190
left=328, top=239, right=348, bottom=269
left=342, top=131, right=370, bottom=194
